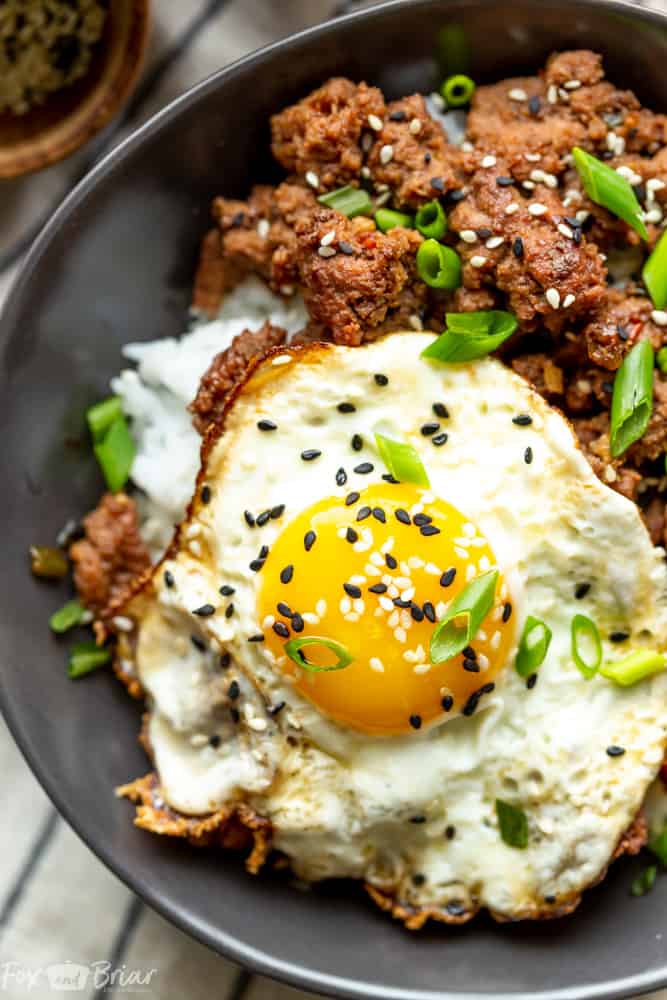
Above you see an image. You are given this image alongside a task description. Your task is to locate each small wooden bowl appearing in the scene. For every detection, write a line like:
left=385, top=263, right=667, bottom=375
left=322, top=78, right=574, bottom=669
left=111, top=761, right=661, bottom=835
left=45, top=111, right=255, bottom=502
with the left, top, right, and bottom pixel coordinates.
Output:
left=0, top=0, right=150, bottom=180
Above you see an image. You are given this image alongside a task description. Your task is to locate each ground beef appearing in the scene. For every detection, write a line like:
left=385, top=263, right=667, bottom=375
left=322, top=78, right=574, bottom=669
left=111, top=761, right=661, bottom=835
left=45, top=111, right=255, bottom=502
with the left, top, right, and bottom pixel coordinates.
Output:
left=191, top=229, right=244, bottom=317
left=511, top=352, right=565, bottom=399
left=70, top=493, right=150, bottom=619
left=270, top=77, right=386, bottom=190
left=582, top=287, right=665, bottom=370
left=190, top=320, right=287, bottom=434
left=366, top=94, right=462, bottom=207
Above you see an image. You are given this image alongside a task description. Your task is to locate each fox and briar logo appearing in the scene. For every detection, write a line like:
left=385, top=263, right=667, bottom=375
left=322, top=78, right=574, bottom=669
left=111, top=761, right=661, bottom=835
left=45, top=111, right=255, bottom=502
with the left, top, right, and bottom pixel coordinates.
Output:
left=0, top=961, right=159, bottom=992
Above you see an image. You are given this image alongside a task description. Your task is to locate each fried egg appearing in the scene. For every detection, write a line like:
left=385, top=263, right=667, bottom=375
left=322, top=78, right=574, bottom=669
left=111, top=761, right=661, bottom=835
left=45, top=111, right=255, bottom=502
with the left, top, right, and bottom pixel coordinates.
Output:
left=119, top=331, right=667, bottom=922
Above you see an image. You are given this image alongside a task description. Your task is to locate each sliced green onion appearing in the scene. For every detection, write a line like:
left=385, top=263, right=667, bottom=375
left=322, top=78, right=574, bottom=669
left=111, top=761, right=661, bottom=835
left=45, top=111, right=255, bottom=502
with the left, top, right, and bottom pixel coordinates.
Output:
left=441, top=74, right=476, bottom=108
left=317, top=185, right=372, bottom=218
left=415, top=200, right=447, bottom=240
left=430, top=570, right=498, bottom=664
left=609, top=340, right=654, bottom=458
left=375, top=433, right=430, bottom=487
left=657, top=346, right=667, bottom=374
left=571, top=614, right=602, bottom=680
left=643, top=229, right=667, bottom=309
left=631, top=864, right=657, bottom=897
left=601, top=648, right=666, bottom=686
left=375, top=208, right=413, bottom=233
left=515, top=616, right=552, bottom=678
left=495, top=799, right=528, bottom=849
left=416, top=239, right=462, bottom=290
left=87, top=396, right=123, bottom=442
left=572, top=147, right=648, bottom=240
left=68, top=641, right=111, bottom=679
left=50, top=599, right=85, bottom=634
left=93, top=416, right=136, bottom=493
left=284, top=635, right=353, bottom=673
left=649, top=826, right=667, bottom=866
left=421, top=310, right=517, bottom=364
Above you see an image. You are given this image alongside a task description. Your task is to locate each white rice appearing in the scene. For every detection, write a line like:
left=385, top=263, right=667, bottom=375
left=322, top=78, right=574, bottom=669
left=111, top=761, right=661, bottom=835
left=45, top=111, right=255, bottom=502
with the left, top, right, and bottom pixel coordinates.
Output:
left=111, top=278, right=307, bottom=551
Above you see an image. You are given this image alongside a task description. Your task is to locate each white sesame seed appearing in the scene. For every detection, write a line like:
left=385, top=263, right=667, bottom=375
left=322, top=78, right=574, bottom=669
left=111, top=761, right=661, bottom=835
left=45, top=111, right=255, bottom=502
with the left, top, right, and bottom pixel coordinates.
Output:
left=318, top=245, right=337, bottom=258
left=189, top=540, right=202, bottom=557
left=459, top=229, right=477, bottom=243
left=249, top=717, right=268, bottom=732
left=652, top=310, right=667, bottom=326
left=603, top=464, right=617, bottom=484
left=257, top=219, right=270, bottom=238
left=547, top=84, right=558, bottom=104
left=490, top=630, right=501, bottom=650
left=528, top=202, right=548, bottom=216
left=360, top=165, right=372, bottom=179
left=478, top=653, right=490, bottom=670
left=481, top=154, right=497, bottom=168
left=344, top=612, right=359, bottom=623
left=340, top=597, right=352, bottom=614
left=557, top=223, right=574, bottom=239
left=646, top=207, right=663, bottom=224
left=388, top=610, right=400, bottom=628
left=305, top=170, right=319, bottom=189
left=400, top=610, right=412, bottom=629
left=262, top=614, right=275, bottom=629
left=470, top=255, right=488, bottom=268
left=409, top=314, right=423, bottom=331
left=190, top=733, right=208, bottom=748
left=316, top=599, right=327, bottom=617
left=486, top=235, right=504, bottom=249
left=505, top=201, right=520, bottom=215
left=562, top=293, right=576, bottom=308
left=350, top=574, right=366, bottom=586
left=508, top=88, right=528, bottom=101
left=370, top=657, right=385, bottom=673
left=375, top=191, right=391, bottom=207
left=353, top=599, right=365, bottom=614
left=401, top=587, right=416, bottom=602
left=615, top=164, right=641, bottom=186
left=522, top=180, right=535, bottom=191
left=374, top=607, right=384, bottom=618
left=409, top=117, right=422, bottom=134
left=395, top=576, right=412, bottom=589
left=271, top=354, right=291, bottom=366
left=564, top=79, right=581, bottom=90
left=545, top=287, right=561, bottom=309
left=478, top=556, right=491, bottom=572
left=436, top=602, right=447, bottom=618
left=575, top=209, right=590, bottom=224
left=112, top=615, right=134, bottom=633
left=424, top=562, right=441, bottom=575
left=387, top=584, right=399, bottom=599
left=455, top=546, right=469, bottom=560
left=365, top=564, right=381, bottom=577
left=530, top=168, right=546, bottom=183
left=320, top=230, right=336, bottom=247
left=280, top=284, right=295, bottom=296
left=543, top=173, right=558, bottom=189
left=379, top=596, right=394, bottom=612
left=524, top=152, right=541, bottom=162
left=394, top=627, right=407, bottom=643
left=413, top=663, right=431, bottom=675
left=558, top=88, right=569, bottom=102
left=380, top=537, right=395, bottom=553
left=302, top=612, right=319, bottom=625
left=368, top=113, right=383, bottom=131
left=647, top=178, right=666, bottom=194
left=466, top=564, right=476, bottom=581
left=461, top=140, right=474, bottom=153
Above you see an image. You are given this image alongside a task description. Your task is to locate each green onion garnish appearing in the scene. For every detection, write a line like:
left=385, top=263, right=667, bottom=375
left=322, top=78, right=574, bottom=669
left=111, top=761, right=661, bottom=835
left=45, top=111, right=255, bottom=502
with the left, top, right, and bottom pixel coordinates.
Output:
left=415, top=200, right=447, bottom=240
left=421, top=310, right=517, bottom=364
left=375, top=208, right=413, bottom=233
left=87, top=395, right=123, bottom=442
left=495, top=799, right=528, bottom=849
left=572, top=147, right=648, bottom=240
left=50, top=599, right=85, bottom=634
left=430, top=570, right=498, bottom=664
left=416, top=239, right=462, bottom=290
left=515, top=615, right=552, bottom=678
left=609, top=340, right=654, bottom=458
left=643, top=229, right=667, bottom=309
left=284, top=635, right=353, bottom=673
left=441, top=73, right=476, bottom=108
left=601, top=648, right=666, bottom=686
left=631, top=865, right=657, bottom=897
left=68, top=641, right=111, bottom=679
left=317, top=185, right=372, bottom=218
left=93, top=414, right=136, bottom=493
left=649, top=826, right=667, bottom=866
left=657, top=346, right=667, bottom=374
left=375, top=433, right=430, bottom=487
left=571, top=614, right=602, bottom=680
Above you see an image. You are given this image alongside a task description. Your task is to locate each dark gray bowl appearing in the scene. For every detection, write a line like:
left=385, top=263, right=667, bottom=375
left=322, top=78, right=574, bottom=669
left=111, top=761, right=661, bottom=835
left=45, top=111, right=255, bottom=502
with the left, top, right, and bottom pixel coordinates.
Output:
left=1, top=1, right=666, bottom=997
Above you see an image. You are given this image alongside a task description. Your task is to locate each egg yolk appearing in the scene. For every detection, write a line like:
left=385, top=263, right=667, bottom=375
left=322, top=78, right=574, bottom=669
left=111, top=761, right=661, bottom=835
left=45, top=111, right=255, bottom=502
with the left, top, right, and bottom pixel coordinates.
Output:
left=259, top=484, right=515, bottom=735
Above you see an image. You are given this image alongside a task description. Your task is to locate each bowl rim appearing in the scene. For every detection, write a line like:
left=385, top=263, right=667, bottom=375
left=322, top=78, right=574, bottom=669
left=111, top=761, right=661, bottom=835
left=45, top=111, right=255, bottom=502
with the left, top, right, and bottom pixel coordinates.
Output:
left=2, top=1, right=667, bottom=997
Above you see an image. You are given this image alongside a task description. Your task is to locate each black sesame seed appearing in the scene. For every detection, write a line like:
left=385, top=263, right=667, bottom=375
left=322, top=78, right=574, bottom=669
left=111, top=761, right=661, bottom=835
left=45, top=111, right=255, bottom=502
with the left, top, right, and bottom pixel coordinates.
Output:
left=304, top=530, right=316, bottom=551
left=259, top=545, right=269, bottom=559
left=273, top=621, right=290, bottom=638
left=301, top=449, right=322, bottom=462
left=544, top=894, right=556, bottom=904
left=244, top=510, right=255, bottom=528
left=357, top=506, right=371, bottom=521
left=219, top=585, right=235, bottom=597
left=610, top=631, right=629, bottom=643
left=228, top=680, right=240, bottom=700
left=374, top=373, right=389, bottom=386
left=191, top=634, right=207, bottom=652
left=351, top=434, right=363, bottom=451
left=512, top=236, right=524, bottom=259
left=344, top=582, right=362, bottom=599
left=575, top=582, right=591, bottom=600
left=372, top=507, right=386, bottom=523
left=249, top=559, right=265, bottom=572
left=382, top=474, right=399, bottom=484
left=502, top=602, right=512, bottom=622
left=445, top=823, right=456, bottom=838
left=280, top=565, right=294, bottom=584
left=432, top=432, right=448, bottom=446
left=411, top=604, right=425, bottom=622
left=230, top=708, right=240, bottom=723
left=602, top=380, right=613, bottom=394
left=526, top=673, right=538, bottom=689
left=440, top=568, right=456, bottom=587
left=247, top=634, right=265, bottom=643
left=433, top=402, right=449, bottom=419
left=393, top=598, right=411, bottom=609
left=277, top=602, right=292, bottom=617
left=413, top=513, right=432, bottom=526
left=480, top=682, right=495, bottom=695
left=430, top=176, right=445, bottom=192
left=369, top=582, right=388, bottom=594
left=201, top=485, right=211, bottom=504
left=291, top=613, right=305, bottom=633
left=423, top=602, right=436, bottom=623
left=410, top=814, right=427, bottom=824
left=617, top=324, right=629, bottom=341
left=395, top=508, right=411, bottom=524
left=231, top=211, right=245, bottom=227
left=354, top=462, right=374, bottom=474
left=512, top=414, right=533, bottom=426
left=447, top=188, right=465, bottom=203
left=270, top=504, right=285, bottom=519
left=257, top=419, right=277, bottom=431
left=389, top=109, right=407, bottom=121
left=496, top=176, right=515, bottom=187
left=164, top=570, right=174, bottom=588
left=529, top=95, right=541, bottom=115
left=386, top=553, right=398, bottom=569
left=441, top=695, right=454, bottom=712
left=462, top=645, right=476, bottom=659
left=606, top=745, right=626, bottom=757
left=462, top=691, right=481, bottom=716
left=412, top=873, right=426, bottom=886
left=420, top=524, right=440, bottom=536
left=225, top=603, right=235, bottom=619
left=193, top=604, right=215, bottom=617
left=463, top=658, right=480, bottom=672
left=346, top=527, right=358, bottom=543
left=446, top=901, right=465, bottom=917
left=345, top=491, right=360, bottom=506
left=336, top=467, right=348, bottom=487
left=220, top=652, right=231, bottom=669
left=476, top=227, right=492, bottom=239
left=339, top=240, right=355, bottom=255
left=268, top=700, right=286, bottom=716
left=209, top=734, right=221, bottom=748
left=421, top=422, right=440, bottom=436
left=524, top=446, right=533, bottom=464
left=338, top=402, right=356, bottom=413
left=409, top=714, right=422, bottom=730
left=424, top=151, right=432, bottom=164
left=256, top=509, right=271, bottom=526
left=572, top=227, right=582, bottom=245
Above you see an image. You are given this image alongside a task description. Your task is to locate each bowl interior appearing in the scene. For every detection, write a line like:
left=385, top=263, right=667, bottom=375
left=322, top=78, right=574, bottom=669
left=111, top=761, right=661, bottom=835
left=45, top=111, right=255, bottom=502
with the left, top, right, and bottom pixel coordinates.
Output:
left=1, top=2, right=666, bottom=998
